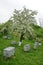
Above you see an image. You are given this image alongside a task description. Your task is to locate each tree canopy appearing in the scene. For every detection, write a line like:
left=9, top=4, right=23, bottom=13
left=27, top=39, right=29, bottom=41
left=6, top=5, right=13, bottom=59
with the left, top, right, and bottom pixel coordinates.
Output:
left=11, top=7, right=37, bottom=36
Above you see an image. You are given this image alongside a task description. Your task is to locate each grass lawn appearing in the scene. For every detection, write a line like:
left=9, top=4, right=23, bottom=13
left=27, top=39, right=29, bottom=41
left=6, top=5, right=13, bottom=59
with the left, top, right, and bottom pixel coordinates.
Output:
left=0, top=34, right=43, bottom=65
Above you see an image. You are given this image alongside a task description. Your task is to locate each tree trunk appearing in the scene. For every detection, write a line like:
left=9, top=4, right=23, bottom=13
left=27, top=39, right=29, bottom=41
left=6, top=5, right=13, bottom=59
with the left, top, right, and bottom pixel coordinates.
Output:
left=18, top=33, right=24, bottom=46
left=20, top=33, right=24, bottom=42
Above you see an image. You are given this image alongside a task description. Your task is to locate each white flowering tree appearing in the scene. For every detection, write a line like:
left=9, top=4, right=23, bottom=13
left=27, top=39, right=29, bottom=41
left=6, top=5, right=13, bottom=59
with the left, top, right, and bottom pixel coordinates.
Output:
left=12, top=7, right=37, bottom=46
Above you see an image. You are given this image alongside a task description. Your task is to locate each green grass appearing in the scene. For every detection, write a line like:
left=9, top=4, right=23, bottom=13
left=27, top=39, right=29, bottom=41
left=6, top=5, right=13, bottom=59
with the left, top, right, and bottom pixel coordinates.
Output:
left=0, top=24, right=43, bottom=65
left=0, top=34, right=43, bottom=65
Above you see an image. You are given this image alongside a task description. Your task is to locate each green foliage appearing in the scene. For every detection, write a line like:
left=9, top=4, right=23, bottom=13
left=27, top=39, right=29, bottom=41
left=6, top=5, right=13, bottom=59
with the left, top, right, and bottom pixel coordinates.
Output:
left=12, top=7, right=37, bottom=36
left=0, top=23, right=43, bottom=65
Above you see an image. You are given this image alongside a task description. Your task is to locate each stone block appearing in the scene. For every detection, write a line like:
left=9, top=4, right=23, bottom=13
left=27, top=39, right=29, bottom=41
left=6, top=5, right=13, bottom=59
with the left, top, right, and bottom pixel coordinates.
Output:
left=3, top=47, right=15, bottom=57
left=11, top=41, right=16, bottom=45
left=24, top=44, right=30, bottom=51
left=33, top=42, right=39, bottom=49
left=3, top=36, right=7, bottom=39
left=7, top=35, right=12, bottom=39
left=18, top=41, right=22, bottom=46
